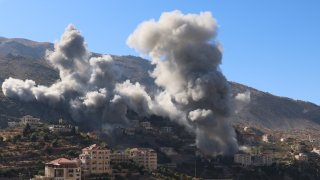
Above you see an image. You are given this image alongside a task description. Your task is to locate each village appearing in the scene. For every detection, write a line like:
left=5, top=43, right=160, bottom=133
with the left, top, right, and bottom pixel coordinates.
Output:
left=1, top=115, right=320, bottom=179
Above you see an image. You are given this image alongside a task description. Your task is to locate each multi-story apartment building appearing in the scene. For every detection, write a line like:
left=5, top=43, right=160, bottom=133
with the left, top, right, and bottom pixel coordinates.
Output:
left=44, top=158, right=81, bottom=180
left=20, top=115, right=41, bottom=127
left=234, top=153, right=252, bottom=166
left=234, top=153, right=273, bottom=166
left=252, top=153, right=273, bottom=166
left=79, top=144, right=112, bottom=175
left=110, top=150, right=131, bottom=164
left=129, top=148, right=157, bottom=171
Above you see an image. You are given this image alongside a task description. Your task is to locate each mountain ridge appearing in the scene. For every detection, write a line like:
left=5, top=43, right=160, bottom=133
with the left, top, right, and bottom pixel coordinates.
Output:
left=0, top=37, right=319, bottom=133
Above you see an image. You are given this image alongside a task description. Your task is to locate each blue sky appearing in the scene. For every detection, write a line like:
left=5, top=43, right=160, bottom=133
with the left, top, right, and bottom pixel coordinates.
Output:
left=0, top=0, right=319, bottom=104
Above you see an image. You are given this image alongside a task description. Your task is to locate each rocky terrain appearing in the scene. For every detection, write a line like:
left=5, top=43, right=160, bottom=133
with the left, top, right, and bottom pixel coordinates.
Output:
left=0, top=37, right=319, bottom=133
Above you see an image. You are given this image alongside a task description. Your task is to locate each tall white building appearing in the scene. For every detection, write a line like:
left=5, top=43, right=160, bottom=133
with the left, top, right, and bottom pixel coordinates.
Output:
left=79, top=144, right=112, bottom=175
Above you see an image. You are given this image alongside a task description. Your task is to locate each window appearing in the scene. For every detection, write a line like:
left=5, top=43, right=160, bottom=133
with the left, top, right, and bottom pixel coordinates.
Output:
left=54, top=169, right=64, bottom=177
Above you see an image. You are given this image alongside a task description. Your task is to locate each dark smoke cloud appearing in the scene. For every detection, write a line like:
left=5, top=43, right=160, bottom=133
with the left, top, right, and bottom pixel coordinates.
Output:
left=128, top=10, right=238, bottom=155
left=2, top=11, right=238, bottom=156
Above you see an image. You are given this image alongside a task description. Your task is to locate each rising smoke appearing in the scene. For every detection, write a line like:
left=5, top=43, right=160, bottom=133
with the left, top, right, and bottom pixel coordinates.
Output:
left=234, top=90, right=251, bottom=114
left=127, top=10, right=238, bottom=155
left=2, top=11, right=239, bottom=156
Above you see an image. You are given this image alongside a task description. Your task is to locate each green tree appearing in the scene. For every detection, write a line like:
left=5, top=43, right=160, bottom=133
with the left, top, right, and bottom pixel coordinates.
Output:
left=43, top=134, right=49, bottom=141
left=12, top=135, right=20, bottom=143
left=23, top=123, right=32, bottom=137
left=30, top=133, right=37, bottom=142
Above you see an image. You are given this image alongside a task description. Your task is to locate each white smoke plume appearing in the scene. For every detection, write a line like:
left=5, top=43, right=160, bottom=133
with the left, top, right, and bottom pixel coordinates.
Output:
left=1, top=24, right=149, bottom=130
left=2, top=11, right=239, bottom=156
left=234, top=90, right=251, bottom=114
left=128, top=10, right=238, bottom=155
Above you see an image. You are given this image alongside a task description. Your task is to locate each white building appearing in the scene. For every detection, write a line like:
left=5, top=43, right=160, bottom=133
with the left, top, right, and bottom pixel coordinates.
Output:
left=140, top=121, right=152, bottom=130
left=235, top=153, right=273, bottom=166
left=44, top=158, right=81, bottom=180
left=234, top=154, right=252, bottom=166
left=48, top=125, right=77, bottom=133
left=7, top=121, right=19, bottom=128
left=262, top=134, right=276, bottom=143
left=295, top=153, right=308, bottom=162
left=252, top=154, right=273, bottom=166
left=129, top=148, right=157, bottom=171
left=20, top=115, right=41, bottom=126
left=79, top=144, right=112, bottom=175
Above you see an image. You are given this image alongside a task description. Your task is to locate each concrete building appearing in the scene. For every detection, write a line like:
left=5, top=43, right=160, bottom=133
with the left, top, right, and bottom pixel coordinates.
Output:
left=110, top=150, right=131, bottom=164
left=20, top=115, right=41, bottom=126
left=262, top=134, right=276, bottom=143
left=234, top=154, right=252, bottom=166
left=79, top=144, right=112, bottom=175
left=48, top=124, right=77, bottom=133
left=140, top=121, right=152, bottom=130
left=7, top=121, right=19, bottom=128
left=161, top=126, right=173, bottom=133
left=235, top=153, right=273, bottom=166
left=252, top=154, right=273, bottom=166
left=124, top=128, right=135, bottom=136
left=129, top=148, right=157, bottom=171
left=44, top=158, right=81, bottom=180
left=295, top=153, right=308, bottom=162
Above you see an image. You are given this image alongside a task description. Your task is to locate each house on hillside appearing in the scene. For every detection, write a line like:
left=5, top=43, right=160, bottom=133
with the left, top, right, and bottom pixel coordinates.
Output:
left=7, top=121, right=19, bottom=128
left=20, top=115, right=41, bottom=128
left=48, top=124, right=78, bottom=133
left=33, top=158, right=81, bottom=180
left=262, top=134, right=276, bottom=143
left=140, top=121, right=152, bottom=130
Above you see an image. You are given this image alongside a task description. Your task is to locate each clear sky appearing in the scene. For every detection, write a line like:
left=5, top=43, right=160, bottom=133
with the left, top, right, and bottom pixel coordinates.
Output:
left=0, top=0, right=319, bottom=105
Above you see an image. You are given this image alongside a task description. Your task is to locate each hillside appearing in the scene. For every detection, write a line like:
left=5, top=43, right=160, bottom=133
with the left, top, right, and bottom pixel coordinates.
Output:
left=0, top=37, right=319, bottom=133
